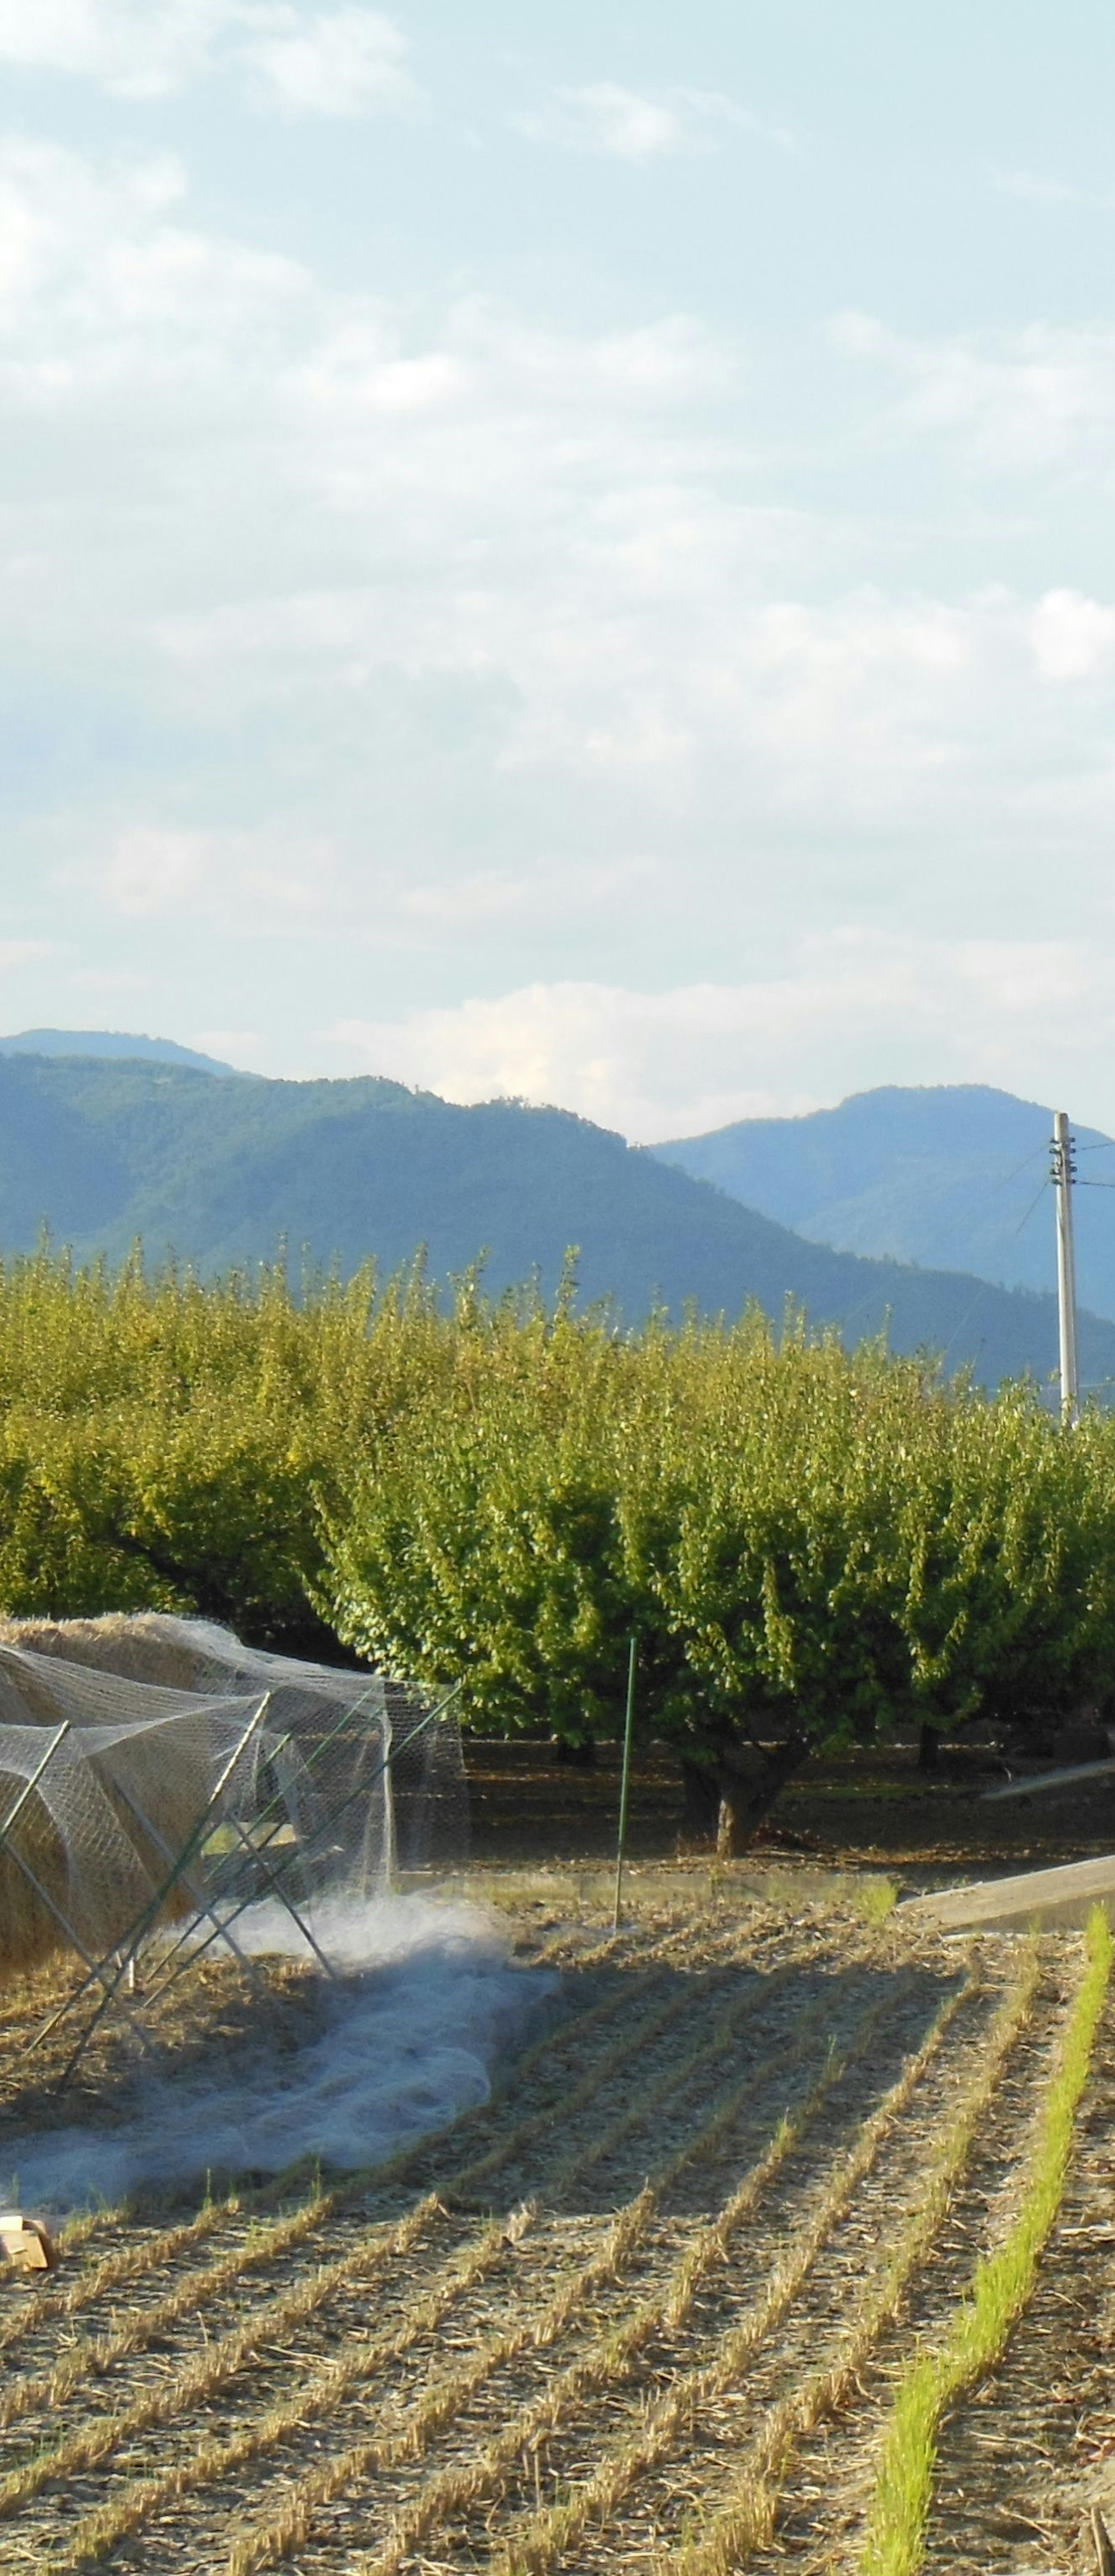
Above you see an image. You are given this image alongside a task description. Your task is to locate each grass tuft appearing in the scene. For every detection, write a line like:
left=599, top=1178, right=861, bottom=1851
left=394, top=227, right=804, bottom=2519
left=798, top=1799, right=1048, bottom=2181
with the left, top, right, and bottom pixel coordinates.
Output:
left=847, top=1875, right=900, bottom=1926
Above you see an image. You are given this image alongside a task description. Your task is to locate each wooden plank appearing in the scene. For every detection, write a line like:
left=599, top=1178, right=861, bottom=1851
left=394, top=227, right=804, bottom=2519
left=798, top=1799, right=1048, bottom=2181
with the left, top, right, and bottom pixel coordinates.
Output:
left=902, top=1851, right=1115, bottom=1934
left=0, top=2211, right=56, bottom=2273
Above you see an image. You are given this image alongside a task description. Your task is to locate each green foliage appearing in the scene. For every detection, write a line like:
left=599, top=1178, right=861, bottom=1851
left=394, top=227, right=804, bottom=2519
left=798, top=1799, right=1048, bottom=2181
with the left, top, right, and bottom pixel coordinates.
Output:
left=322, top=1284, right=1115, bottom=1828
left=1, top=1249, right=1114, bottom=1840
left=0, top=1248, right=382, bottom=1651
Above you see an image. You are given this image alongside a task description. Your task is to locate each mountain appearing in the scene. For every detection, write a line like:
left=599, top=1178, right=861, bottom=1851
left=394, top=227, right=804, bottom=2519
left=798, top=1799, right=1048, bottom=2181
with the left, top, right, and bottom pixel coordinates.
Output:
left=652, top=1084, right=1115, bottom=1327
left=0, top=1030, right=234, bottom=1074
left=0, top=1051, right=1109, bottom=1391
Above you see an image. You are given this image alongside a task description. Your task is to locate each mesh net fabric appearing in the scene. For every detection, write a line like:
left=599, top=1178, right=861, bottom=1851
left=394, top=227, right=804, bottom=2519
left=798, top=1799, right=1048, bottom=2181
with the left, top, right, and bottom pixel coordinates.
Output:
left=0, top=1619, right=467, bottom=1975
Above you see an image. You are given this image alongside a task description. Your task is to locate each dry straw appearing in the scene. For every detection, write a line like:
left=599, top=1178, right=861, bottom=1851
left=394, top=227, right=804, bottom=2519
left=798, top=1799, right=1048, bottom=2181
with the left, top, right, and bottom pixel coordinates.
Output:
left=47, top=1942, right=875, bottom=2571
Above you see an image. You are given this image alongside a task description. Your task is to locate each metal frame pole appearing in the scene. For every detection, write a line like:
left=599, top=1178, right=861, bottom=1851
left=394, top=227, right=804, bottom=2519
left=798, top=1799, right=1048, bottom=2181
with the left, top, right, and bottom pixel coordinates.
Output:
left=96, top=1774, right=271, bottom=1994
left=17, top=1850, right=154, bottom=2053
left=612, top=1637, right=638, bottom=1934
left=0, top=1721, right=70, bottom=1845
left=135, top=1690, right=372, bottom=2000
left=149, top=1678, right=463, bottom=1992
left=142, top=1807, right=339, bottom=1997
left=54, top=1692, right=272, bottom=2089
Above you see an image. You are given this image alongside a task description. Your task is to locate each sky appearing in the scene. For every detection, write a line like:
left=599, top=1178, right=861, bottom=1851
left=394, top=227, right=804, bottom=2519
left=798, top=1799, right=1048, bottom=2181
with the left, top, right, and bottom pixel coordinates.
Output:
left=3, top=2, right=1115, bottom=1141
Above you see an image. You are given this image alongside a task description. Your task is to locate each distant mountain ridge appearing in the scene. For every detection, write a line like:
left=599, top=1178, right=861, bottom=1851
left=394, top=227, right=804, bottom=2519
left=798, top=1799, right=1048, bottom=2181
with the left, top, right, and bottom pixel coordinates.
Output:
left=652, top=1083, right=1115, bottom=1328
left=0, top=1047, right=1108, bottom=1392
left=0, top=1030, right=234, bottom=1074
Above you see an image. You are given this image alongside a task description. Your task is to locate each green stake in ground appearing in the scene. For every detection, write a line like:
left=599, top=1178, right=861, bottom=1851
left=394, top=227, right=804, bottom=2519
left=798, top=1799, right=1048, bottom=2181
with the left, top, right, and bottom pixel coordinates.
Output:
left=613, top=1636, right=638, bottom=1933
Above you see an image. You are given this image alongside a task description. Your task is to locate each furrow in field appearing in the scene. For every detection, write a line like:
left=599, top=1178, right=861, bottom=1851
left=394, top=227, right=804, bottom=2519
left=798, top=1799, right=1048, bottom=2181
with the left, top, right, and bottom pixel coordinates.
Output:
left=852, top=1914, right=1112, bottom=2576
left=2, top=1909, right=854, bottom=2430
left=0, top=1897, right=715, bottom=2367
left=124, top=1967, right=974, bottom=2576
left=365, top=1968, right=1005, bottom=2576
left=397, top=1963, right=1030, bottom=2576
left=279, top=1968, right=987, bottom=2576
left=0, top=1943, right=664, bottom=2369
left=0, top=1946, right=770, bottom=2446
left=0, top=1945, right=814, bottom=2498
left=512, top=1947, right=1054, bottom=2576
left=739, top=1942, right=1087, bottom=2576
left=0, top=1948, right=706, bottom=2404
left=28, top=1965, right=890, bottom=2571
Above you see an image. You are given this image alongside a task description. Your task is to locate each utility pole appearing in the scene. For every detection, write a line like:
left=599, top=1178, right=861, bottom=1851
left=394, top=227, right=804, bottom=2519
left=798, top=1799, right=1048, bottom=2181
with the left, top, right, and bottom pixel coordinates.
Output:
left=1051, top=1108, right=1080, bottom=1426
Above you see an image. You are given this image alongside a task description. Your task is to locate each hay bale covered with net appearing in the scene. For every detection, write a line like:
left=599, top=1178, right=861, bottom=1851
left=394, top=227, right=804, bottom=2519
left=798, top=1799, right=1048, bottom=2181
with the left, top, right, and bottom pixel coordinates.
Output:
left=0, top=1619, right=466, bottom=1975
left=0, top=1615, right=220, bottom=1692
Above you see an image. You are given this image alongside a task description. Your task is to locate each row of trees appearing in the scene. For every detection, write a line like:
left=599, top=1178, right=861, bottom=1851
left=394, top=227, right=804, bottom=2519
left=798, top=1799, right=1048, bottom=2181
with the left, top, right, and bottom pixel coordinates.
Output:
left=1, top=1249, right=1113, bottom=1847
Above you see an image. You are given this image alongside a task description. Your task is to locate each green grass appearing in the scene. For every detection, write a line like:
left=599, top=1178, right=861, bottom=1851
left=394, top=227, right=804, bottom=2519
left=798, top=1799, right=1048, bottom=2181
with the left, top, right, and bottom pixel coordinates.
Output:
left=858, top=1903, right=1113, bottom=2576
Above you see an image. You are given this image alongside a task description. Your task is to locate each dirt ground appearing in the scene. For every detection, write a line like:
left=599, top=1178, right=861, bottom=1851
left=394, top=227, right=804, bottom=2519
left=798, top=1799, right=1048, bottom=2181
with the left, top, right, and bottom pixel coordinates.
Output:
left=464, top=1731, right=1115, bottom=1879
left=0, top=1855, right=1112, bottom=2576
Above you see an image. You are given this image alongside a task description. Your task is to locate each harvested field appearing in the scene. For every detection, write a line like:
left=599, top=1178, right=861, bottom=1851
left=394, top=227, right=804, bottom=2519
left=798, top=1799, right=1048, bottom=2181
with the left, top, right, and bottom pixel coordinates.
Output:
left=0, top=1867, right=1110, bottom=2576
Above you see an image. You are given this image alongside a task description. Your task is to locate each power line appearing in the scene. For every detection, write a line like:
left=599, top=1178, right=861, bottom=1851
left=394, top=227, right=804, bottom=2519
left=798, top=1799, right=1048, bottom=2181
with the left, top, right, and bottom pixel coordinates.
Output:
left=1013, top=1176, right=1050, bottom=1235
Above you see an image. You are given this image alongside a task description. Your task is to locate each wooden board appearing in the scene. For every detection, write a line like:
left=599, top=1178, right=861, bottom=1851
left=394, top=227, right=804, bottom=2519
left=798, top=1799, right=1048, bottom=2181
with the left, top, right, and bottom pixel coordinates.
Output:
left=0, top=2210, right=55, bottom=2273
left=902, top=1851, right=1115, bottom=1935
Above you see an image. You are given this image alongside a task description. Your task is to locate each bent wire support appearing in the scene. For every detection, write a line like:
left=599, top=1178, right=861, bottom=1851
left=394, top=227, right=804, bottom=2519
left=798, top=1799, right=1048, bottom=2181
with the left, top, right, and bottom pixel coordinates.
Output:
left=148, top=1676, right=464, bottom=2006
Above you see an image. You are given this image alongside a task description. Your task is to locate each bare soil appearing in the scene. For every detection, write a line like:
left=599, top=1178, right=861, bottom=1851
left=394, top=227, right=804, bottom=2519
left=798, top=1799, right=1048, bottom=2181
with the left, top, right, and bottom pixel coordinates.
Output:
left=0, top=1858, right=1111, bottom=2575
left=465, top=1734, right=1115, bottom=1880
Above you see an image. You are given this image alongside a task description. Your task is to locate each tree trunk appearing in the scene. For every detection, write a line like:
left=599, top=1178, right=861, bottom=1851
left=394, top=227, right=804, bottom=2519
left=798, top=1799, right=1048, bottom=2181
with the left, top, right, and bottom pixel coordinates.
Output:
left=680, top=1757, right=720, bottom=1839
left=714, top=1737, right=810, bottom=1857
left=918, top=1723, right=940, bottom=1772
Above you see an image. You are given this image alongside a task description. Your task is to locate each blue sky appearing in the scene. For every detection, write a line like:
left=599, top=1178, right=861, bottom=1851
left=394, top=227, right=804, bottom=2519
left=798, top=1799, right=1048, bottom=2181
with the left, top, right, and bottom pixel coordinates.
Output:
left=3, top=2, right=1115, bottom=1137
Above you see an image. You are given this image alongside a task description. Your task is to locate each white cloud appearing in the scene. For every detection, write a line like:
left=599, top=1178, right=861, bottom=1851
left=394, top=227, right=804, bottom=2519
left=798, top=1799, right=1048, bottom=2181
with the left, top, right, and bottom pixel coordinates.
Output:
left=189, top=1026, right=264, bottom=1060
left=326, top=933, right=1115, bottom=1143
left=10, top=137, right=1115, bottom=936
left=514, top=82, right=792, bottom=163
left=68, top=966, right=150, bottom=991
left=238, top=7, right=419, bottom=116
left=829, top=309, right=1115, bottom=476
left=0, top=1, right=421, bottom=115
left=0, top=942, right=56, bottom=971
left=1029, top=588, right=1115, bottom=680
left=0, top=136, right=311, bottom=407
left=82, top=824, right=344, bottom=929
left=0, top=0, right=227, bottom=99
left=97, top=826, right=218, bottom=915
left=990, top=168, right=1115, bottom=213
left=6, top=133, right=1115, bottom=1125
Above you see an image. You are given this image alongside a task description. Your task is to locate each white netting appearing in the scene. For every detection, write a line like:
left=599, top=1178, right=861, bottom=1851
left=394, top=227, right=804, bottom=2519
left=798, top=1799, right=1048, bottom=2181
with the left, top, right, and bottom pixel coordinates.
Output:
left=0, top=1617, right=467, bottom=1977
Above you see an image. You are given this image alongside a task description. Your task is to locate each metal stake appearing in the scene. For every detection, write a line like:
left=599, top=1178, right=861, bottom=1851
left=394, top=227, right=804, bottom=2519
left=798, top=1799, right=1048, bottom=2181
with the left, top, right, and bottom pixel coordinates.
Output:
left=613, top=1637, right=638, bottom=1935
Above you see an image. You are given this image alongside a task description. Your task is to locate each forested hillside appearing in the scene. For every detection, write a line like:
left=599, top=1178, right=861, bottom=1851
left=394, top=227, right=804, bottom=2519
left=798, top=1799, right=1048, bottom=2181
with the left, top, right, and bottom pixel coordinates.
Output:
left=0, top=1051, right=1109, bottom=1387
left=653, top=1083, right=1115, bottom=1322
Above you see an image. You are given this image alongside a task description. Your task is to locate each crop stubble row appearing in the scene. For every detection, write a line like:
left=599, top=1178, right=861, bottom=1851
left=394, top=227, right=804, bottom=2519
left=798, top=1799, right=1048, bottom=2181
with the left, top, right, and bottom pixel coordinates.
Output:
left=0, top=1903, right=1090, bottom=2576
